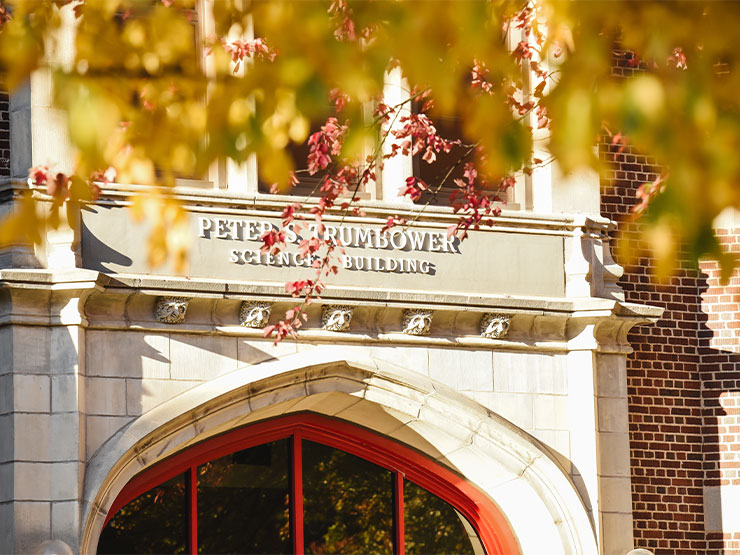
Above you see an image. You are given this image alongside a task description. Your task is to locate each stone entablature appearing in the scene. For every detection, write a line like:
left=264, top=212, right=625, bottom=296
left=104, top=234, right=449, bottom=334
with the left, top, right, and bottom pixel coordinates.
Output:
left=0, top=180, right=625, bottom=303
left=0, top=269, right=661, bottom=354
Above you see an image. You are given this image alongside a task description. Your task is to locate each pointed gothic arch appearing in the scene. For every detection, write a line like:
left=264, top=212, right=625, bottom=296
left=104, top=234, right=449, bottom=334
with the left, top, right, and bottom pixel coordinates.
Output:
left=81, top=350, right=598, bottom=554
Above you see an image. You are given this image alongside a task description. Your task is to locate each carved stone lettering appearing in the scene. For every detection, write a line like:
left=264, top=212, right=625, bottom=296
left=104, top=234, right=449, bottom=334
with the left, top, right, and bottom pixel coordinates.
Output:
left=82, top=208, right=568, bottom=298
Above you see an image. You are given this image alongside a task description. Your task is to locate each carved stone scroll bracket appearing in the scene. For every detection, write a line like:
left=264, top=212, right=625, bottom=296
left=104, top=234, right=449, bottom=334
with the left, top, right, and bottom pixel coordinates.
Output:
left=480, top=313, right=512, bottom=339
left=321, top=305, right=354, bottom=332
left=402, top=309, right=433, bottom=336
left=240, top=301, right=273, bottom=328
left=155, top=296, right=190, bottom=324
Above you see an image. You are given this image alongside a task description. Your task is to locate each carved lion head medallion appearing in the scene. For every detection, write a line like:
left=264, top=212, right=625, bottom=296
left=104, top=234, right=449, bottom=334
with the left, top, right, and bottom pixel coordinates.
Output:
left=402, top=309, right=433, bottom=336
left=240, top=302, right=272, bottom=328
left=155, top=296, right=190, bottom=324
left=321, top=305, right=354, bottom=332
left=480, top=313, right=512, bottom=339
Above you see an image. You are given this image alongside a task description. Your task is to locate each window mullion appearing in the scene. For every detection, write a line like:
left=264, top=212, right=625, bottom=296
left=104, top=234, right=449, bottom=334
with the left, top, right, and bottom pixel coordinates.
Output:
left=393, top=472, right=405, bottom=555
left=187, top=467, right=198, bottom=555
left=291, top=432, right=305, bottom=555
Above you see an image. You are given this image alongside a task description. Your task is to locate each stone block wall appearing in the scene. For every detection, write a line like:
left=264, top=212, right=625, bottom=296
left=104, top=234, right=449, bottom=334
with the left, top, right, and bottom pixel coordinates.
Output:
left=0, top=82, right=9, bottom=178
left=77, top=317, right=641, bottom=553
left=82, top=331, right=573, bottom=464
left=0, top=323, right=84, bottom=553
left=81, top=320, right=648, bottom=554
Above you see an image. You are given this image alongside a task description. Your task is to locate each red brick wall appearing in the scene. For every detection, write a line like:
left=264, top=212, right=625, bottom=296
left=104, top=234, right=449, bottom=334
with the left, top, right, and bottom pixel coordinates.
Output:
left=700, top=234, right=740, bottom=354
left=0, top=82, right=8, bottom=178
left=601, top=138, right=708, bottom=552
left=600, top=48, right=739, bottom=552
left=607, top=49, right=740, bottom=553
left=698, top=235, right=740, bottom=553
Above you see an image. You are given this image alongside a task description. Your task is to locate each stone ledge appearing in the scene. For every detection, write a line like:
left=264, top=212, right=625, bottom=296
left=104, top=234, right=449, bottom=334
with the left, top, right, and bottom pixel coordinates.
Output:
left=2, top=179, right=616, bottom=236
left=0, top=269, right=663, bottom=353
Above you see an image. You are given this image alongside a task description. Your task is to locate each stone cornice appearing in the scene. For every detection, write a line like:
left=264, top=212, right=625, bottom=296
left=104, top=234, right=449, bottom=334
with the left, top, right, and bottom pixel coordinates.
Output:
left=1, top=179, right=616, bottom=237
left=0, top=269, right=663, bottom=353
left=0, top=269, right=99, bottom=326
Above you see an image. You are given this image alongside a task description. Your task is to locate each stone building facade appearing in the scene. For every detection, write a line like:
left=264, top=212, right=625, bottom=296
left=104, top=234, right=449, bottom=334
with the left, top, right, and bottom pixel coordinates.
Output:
left=0, top=180, right=655, bottom=554
left=0, top=61, right=660, bottom=554
left=1, top=21, right=738, bottom=555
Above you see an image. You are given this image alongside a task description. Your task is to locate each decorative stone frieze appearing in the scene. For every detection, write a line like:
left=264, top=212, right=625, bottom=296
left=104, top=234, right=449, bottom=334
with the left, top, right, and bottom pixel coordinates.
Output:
left=155, top=296, right=190, bottom=324
left=67, top=273, right=661, bottom=352
left=402, top=309, right=433, bottom=336
left=321, top=305, right=354, bottom=332
left=480, top=313, right=512, bottom=339
left=240, top=301, right=272, bottom=328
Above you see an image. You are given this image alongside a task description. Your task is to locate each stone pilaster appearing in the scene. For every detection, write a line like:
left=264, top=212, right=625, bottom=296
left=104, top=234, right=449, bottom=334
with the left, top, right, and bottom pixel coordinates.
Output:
left=0, top=270, right=95, bottom=553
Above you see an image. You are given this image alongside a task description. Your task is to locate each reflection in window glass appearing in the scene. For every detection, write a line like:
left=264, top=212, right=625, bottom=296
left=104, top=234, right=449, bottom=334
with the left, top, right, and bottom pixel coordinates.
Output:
left=197, top=439, right=291, bottom=554
left=303, top=440, right=394, bottom=554
left=97, top=473, right=187, bottom=554
left=404, top=480, right=486, bottom=555
left=414, top=114, right=473, bottom=207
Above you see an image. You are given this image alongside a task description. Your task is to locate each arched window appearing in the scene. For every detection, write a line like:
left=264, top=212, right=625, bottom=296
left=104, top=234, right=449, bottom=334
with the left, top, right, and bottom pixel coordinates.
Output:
left=97, top=413, right=519, bottom=554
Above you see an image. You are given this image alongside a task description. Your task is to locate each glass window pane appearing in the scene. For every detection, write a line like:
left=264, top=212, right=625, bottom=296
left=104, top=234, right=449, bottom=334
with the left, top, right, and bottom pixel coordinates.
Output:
left=197, top=439, right=291, bottom=554
left=404, top=480, right=486, bottom=555
left=414, top=113, right=474, bottom=207
left=97, top=473, right=187, bottom=554
left=302, top=440, right=394, bottom=554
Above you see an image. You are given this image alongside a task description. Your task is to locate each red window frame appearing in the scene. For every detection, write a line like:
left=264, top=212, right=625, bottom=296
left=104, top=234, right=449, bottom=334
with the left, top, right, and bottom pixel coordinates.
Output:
left=104, top=412, right=520, bottom=554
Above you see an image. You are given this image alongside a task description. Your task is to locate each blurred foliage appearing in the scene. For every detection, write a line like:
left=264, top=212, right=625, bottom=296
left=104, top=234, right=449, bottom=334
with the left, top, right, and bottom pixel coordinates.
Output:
left=1, top=0, right=740, bottom=275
